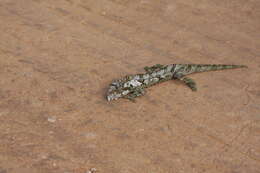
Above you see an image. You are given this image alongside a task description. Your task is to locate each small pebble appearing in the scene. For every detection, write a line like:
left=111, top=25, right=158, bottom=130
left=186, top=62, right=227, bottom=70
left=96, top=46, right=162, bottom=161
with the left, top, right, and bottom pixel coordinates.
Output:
left=83, top=132, right=97, bottom=139
left=86, top=168, right=97, bottom=173
left=47, top=117, right=56, bottom=123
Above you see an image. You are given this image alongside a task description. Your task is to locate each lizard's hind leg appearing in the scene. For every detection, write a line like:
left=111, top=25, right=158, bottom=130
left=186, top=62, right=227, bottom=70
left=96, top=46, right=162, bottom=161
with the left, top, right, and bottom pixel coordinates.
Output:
left=180, top=77, right=197, bottom=91
left=173, top=73, right=197, bottom=91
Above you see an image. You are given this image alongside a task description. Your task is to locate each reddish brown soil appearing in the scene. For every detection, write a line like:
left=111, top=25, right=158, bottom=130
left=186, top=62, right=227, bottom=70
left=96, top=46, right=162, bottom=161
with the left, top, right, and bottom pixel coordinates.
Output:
left=0, top=0, right=259, bottom=173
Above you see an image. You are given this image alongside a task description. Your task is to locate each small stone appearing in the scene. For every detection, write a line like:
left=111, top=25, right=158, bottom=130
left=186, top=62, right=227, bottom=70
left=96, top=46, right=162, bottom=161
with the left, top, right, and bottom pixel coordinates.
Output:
left=82, top=132, right=97, bottom=139
left=40, top=154, right=48, bottom=159
left=86, top=168, right=97, bottom=173
left=47, top=117, right=56, bottom=123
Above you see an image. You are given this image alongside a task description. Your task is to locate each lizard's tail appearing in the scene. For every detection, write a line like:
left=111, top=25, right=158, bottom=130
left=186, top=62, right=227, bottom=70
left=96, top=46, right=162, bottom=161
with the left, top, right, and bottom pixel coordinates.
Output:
left=183, top=64, right=248, bottom=74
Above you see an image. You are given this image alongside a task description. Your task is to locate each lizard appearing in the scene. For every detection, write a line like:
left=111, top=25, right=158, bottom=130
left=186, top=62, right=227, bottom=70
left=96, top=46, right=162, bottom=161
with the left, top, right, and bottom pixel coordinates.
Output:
left=106, top=64, right=247, bottom=101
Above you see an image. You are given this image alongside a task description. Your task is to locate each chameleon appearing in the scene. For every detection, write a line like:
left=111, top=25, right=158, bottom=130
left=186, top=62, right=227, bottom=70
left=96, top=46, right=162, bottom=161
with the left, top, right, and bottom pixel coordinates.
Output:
left=106, top=64, right=247, bottom=101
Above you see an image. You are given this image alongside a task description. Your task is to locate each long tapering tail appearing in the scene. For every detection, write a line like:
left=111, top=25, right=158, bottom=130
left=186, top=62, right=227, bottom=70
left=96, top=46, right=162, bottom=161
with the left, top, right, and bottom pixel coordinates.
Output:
left=175, top=64, right=248, bottom=75
left=193, top=64, right=247, bottom=72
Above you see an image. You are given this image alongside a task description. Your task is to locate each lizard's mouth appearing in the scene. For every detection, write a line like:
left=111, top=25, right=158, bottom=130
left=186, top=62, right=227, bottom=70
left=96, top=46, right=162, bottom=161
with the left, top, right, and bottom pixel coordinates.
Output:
left=106, top=84, right=121, bottom=101
left=107, top=84, right=119, bottom=101
left=106, top=92, right=121, bottom=101
left=107, top=94, right=115, bottom=101
left=106, top=86, right=131, bottom=101
left=107, top=95, right=113, bottom=101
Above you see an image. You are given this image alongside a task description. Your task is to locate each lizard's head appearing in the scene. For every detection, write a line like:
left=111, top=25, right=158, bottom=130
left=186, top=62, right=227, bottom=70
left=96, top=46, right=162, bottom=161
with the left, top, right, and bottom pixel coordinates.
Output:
left=106, top=80, right=130, bottom=101
left=107, top=76, right=143, bottom=101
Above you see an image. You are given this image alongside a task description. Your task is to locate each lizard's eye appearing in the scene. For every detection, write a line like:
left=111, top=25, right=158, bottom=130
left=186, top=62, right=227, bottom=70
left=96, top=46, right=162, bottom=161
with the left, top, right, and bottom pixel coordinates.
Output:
left=111, top=83, right=117, bottom=87
left=111, top=81, right=120, bottom=87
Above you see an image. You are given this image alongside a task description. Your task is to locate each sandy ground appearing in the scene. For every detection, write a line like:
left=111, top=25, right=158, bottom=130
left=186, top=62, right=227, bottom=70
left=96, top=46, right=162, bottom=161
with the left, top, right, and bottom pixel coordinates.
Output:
left=0, top=0, right=260, bottom=172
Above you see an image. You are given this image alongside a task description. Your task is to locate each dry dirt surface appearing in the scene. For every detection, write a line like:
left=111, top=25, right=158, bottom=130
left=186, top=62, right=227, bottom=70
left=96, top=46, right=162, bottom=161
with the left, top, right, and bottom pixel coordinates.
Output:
left=0, top=0, right=260, bottom=173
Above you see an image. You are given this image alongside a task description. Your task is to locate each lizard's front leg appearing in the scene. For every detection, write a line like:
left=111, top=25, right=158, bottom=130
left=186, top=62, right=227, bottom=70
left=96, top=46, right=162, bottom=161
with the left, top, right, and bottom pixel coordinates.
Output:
left=123, top=87, right=146, bottom=102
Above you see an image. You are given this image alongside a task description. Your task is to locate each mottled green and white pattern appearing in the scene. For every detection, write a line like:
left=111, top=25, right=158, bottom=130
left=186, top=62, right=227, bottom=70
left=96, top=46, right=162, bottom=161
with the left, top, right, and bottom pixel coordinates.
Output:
left=106, top=64, right=247, bottom=101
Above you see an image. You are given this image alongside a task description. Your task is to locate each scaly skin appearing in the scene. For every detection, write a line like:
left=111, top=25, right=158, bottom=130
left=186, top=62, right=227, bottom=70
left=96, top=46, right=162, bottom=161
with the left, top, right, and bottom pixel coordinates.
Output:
left=106, top=64, right=247, bottom=101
